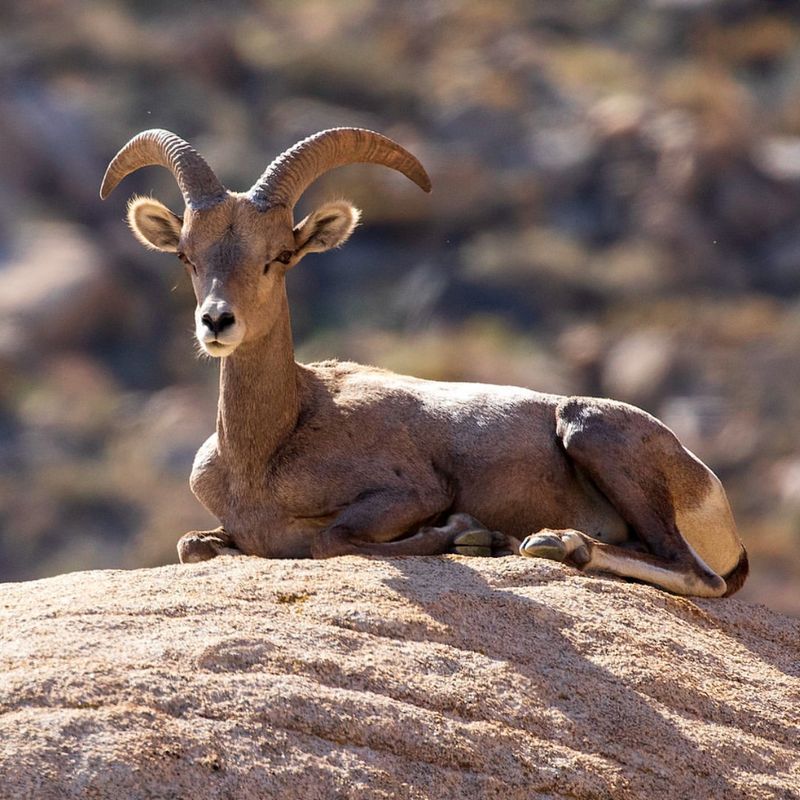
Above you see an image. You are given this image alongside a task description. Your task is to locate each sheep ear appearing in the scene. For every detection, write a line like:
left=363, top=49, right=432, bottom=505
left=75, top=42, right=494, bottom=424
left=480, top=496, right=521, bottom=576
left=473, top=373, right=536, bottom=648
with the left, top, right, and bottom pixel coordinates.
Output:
left=292, top=201, right=361, bottom=259
left=127, top=197, right=183, bottom=252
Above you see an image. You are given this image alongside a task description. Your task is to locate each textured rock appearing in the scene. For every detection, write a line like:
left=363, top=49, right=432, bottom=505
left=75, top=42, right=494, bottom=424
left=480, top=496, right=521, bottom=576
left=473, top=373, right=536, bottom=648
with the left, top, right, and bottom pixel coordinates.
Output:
left=0, top=556, right=798, bottom=800
left=0, top=223, right=121, bottom=360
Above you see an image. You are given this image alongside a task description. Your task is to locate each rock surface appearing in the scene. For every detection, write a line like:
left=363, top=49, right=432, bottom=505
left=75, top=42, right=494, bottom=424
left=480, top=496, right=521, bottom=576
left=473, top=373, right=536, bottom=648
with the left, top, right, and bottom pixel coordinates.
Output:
left=1, top=556, right=798, bottom=800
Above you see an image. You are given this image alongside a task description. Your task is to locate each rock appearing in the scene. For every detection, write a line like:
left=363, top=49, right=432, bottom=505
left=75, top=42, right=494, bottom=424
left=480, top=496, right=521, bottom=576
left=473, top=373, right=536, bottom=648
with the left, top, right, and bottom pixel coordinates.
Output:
left=0, top=222, right=122, bottom=360
left=601, top=329, right=677, bottom=405
left=754, top=136, right=800, bottom=182
left=0, top=557, right=797, bottom=799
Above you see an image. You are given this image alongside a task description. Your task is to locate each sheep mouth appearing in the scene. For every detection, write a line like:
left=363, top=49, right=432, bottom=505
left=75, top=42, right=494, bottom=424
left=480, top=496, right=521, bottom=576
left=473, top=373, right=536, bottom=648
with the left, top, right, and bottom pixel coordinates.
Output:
left=200, top=339, right=240, bottom=358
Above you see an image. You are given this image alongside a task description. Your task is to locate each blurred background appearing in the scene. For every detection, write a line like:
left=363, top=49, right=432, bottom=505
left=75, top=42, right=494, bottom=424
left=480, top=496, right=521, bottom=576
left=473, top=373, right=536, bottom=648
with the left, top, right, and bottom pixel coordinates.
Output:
left=1, top=0, right=799, bottom=615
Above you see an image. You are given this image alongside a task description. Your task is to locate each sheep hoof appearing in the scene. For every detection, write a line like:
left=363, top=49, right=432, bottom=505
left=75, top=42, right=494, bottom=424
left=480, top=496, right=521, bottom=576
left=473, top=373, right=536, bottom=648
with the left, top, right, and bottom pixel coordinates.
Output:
left=178, top=531, right=240, bottom=564
left=519, top=532, right=568, bottom=562
left=444, top=515, right=518, bottom=557
left=491, top=530, right=521, bottom=557
left=454, top=545, right=493, bottom=557
left=453, top=529, right=493, bottom=547
left=179, top=535, right=221, bottom=563
left=451, top=527, right=492, bottom=557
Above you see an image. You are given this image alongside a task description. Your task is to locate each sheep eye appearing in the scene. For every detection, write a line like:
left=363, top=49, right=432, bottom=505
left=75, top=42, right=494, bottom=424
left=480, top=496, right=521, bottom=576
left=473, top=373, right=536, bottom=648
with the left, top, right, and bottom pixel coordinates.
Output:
left=264, top=249, right=293, bottom=274
left=178, top=252, right=197, bottom=275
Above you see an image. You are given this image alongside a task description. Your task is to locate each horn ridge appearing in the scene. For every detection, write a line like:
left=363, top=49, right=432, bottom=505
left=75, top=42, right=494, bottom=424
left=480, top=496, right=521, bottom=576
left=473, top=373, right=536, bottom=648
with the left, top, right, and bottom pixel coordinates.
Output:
left=247, top=127, right=431, bottom=211
left=100, top=129, right=227, bottom=210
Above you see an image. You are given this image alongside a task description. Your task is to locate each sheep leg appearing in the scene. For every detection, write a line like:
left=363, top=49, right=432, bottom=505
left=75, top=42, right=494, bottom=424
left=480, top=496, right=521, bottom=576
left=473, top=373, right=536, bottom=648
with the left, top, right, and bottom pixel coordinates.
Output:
left=519, top=528, right=726, bottom=597
left=177, top=527, right=243, bottom=563
left=311, top=487, right=454, bottom=558
left=541, top=397, right=737, bottom=597
left=314, top=505, right=518, bottom=559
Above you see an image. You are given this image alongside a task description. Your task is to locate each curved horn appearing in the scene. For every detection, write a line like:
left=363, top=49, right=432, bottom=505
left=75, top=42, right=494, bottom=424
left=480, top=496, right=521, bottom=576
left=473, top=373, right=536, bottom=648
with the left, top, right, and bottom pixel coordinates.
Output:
left=247, top=127, right=431, bottom=211
left=100, top=129, right=227, bottom=210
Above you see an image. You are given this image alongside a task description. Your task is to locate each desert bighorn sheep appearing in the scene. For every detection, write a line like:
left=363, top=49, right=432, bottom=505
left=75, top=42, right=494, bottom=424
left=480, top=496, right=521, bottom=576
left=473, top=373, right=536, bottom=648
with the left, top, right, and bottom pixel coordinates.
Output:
left=101, top=127, right=748, bottom=597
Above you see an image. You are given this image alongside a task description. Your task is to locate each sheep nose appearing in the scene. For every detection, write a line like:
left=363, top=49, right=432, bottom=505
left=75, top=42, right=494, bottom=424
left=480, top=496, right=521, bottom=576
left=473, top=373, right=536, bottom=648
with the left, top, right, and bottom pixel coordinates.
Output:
left=202, top=310, right=236, bottom=336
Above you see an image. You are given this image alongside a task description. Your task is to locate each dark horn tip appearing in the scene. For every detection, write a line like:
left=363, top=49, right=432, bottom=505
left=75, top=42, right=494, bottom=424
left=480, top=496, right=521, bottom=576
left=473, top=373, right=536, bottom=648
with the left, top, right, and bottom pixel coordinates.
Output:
left=99, top=168, right=116, bottom=200
left=406, top=161, right=431, bottom=193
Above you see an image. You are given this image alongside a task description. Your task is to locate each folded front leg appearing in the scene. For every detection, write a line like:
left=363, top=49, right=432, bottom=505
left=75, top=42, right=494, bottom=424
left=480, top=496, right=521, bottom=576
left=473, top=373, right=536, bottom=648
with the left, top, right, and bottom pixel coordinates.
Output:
left=311, top=486, right=452, bottom=558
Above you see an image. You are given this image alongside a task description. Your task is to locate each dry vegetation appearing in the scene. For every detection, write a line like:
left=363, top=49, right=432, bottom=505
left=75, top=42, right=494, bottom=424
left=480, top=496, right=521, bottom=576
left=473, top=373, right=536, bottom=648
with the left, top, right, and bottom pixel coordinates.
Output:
left=1, top=0, right=799, bottom=614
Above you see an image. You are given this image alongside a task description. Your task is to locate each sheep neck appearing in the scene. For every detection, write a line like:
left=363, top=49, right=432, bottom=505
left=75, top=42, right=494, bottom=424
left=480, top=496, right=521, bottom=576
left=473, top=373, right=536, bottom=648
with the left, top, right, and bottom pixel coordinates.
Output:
left=216, top=289, right=299, bottom=479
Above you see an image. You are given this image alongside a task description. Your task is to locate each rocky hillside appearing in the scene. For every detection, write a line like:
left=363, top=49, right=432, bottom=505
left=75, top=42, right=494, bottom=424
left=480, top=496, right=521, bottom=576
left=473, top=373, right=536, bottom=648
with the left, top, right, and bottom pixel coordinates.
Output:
left=1, top=556, right=797, bottom=799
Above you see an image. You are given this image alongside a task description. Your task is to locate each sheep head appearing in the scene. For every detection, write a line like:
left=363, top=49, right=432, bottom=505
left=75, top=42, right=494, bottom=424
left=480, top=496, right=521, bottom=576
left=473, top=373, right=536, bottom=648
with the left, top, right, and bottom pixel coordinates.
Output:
left=101, top=128, right=431, bottom=357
